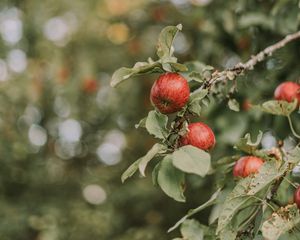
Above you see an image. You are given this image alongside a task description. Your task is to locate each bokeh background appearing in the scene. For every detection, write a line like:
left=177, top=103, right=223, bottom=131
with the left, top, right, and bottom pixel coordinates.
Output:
left=0, top=0, right=300, bottom=239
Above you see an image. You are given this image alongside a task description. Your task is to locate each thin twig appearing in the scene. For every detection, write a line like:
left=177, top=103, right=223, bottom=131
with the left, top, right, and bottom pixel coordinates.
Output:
left=199, top=30, right=300, bottom=91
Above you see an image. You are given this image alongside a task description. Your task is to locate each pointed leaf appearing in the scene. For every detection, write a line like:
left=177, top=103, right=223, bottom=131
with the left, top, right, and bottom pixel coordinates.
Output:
left=138, top=143, right=166, bottom=177
left=156, top=24, right=182, bottom=59
left=111, top=62, right=162, bottom=87
left=121, top=159, right=141, bottom=183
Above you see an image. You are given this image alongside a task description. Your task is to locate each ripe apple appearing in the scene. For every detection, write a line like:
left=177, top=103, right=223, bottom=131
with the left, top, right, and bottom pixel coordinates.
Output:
left=274, top=81, right=300, bottom=105
left=233, top=156, right=264, bottom=178
left=180, top=122, right=216, bottom=150
left=294, top=186, right=300, bottom=209
left=150, top=73, right=190, bottom=114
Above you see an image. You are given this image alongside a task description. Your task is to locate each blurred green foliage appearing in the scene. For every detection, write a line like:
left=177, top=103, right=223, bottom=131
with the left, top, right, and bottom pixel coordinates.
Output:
left=0, top=0, right=299, bottom=239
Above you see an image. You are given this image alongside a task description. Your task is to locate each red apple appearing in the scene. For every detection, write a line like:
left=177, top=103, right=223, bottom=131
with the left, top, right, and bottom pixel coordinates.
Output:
left=233, top=156, right=264, bottom=178
left=180, top=122, right=216, bottom=151
left=274, top=81, right=300, bottom=105
left=150, top=73, right=190, bottom=114
left=242, top=99, right=252, bottom=111
left=83, top=78, right=98, bottom=93
left=294, top=186, right=300, bottom=209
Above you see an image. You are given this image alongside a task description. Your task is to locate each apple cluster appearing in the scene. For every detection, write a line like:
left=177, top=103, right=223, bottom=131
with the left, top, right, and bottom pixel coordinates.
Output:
left=151, top=73, right=300, bottom=207
left=233, top=81, right=300, bottom=176
left=150, top=72, right=215, bottom=151
left=233, top=81, right=300, bottom=207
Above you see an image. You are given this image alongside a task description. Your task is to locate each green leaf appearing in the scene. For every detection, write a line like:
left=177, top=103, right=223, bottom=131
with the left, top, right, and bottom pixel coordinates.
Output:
left=172, top=145, right=211, bottom=177
left=228, top=99, right=240, bottom=112
left=185, top=62, right=214, bottom=82
left=180, top=219, right=204, bottom=240
left=157, top=155, right=186, bottom=202
left=262, top=204, right=300, bottom=240
left=287, top=146, right=300, bottom=164
left=156, top=24, right=182, bottom=59
left=188, top=89, right=208, bottom=116
left=188, top=102, right=202, bottom=115
left=189, top=89, right=208, bottom=103
left=217, top=160, right=287, bottom=235
left=234, top=131, right=263, bottom=154
left=168, top=189, right=221, bottom=232
left=121, top=159, right=140, bottom=183
left=216, top=177, right=254, bottom=234
left=138, top=143, right=166, bottom=177
left=121, top=143, right=167, bottom=182
left=246, top=161, right=286, bottom=195
left=152, top=163, right=160, bottom=186
left=219, top=225, right=238, bottom=240
left=110, top=62, right=162, bottom=87
left=259, top=99, right=298, bottom=116
left=168, top=62, right=188, bottom=72
left=187, top=71, right=204, bottom=83
left=238, top=12, right=274, bottom=29
left=145, top=110, right=168, bottom=140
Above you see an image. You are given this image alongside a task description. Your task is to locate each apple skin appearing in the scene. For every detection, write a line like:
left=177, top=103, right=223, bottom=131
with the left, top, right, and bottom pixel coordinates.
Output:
left=233, top=156, right=264, bottom=178
left=180, top=122, right=216, bottom=151
left=150, top=73, right=190, bottom=114
left=83, top=78, right=98, bottom=93
left=274, top=81, right=300, bottom=105
left=294, top=186, right=300, bottom=209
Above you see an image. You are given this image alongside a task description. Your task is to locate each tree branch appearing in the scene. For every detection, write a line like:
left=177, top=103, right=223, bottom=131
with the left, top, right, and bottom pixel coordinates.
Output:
left=200, top=30, right=300, bottom=91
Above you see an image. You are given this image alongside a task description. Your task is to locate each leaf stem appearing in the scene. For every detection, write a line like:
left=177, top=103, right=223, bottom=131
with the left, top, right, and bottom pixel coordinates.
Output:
left=283, top=176, right=298, bottom=189
left=287, top=115, right=300, bottom=139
